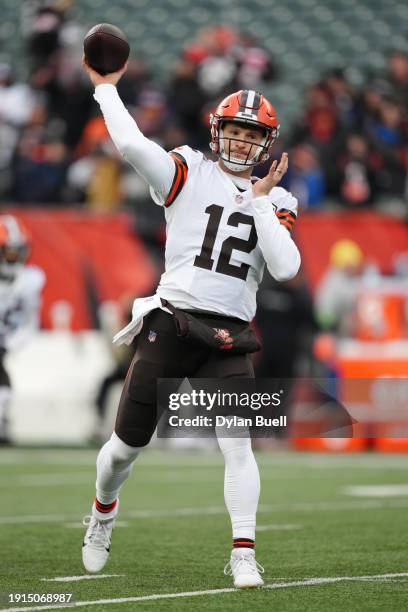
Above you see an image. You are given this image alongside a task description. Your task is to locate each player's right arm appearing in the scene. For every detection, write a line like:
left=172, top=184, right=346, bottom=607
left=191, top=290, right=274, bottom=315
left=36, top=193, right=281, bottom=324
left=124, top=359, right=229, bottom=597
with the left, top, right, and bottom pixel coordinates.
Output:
left=82, top=59, right=177, bottom=204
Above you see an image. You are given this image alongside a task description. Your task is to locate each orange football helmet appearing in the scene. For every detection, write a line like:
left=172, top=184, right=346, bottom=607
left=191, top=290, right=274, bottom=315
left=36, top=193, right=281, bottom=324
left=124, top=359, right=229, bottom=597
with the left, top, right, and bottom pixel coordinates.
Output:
left=210, top=89, right=279, bottom=172
left=0, top=215, right=30, bottom=280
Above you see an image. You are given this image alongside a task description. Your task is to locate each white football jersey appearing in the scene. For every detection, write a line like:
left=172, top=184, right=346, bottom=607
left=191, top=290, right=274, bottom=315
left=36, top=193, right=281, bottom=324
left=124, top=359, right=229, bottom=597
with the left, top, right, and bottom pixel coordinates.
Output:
left=150, top=146, right=298, bottom=321
left=0, top=265, right=45, bottom=350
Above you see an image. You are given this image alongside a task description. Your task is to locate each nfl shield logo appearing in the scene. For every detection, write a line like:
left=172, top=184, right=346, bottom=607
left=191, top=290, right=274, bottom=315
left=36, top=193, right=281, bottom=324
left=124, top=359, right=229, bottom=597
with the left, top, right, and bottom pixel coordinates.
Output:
left=235, top=194, right=244, bottom=204
left=148, top=330, right=157, bottom=343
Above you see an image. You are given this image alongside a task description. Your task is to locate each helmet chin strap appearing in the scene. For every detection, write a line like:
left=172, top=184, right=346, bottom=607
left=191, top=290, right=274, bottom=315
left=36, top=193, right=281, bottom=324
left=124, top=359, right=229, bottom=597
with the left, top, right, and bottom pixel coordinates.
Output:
left=221, top=156, right=252, bottom=173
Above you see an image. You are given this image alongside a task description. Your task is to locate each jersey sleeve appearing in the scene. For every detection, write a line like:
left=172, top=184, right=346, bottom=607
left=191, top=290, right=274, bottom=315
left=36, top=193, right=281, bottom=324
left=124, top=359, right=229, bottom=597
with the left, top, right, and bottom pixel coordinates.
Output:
left=269, top=186, right=298, bottom=233
left=251, top=195, right=301, bottom=282
left=149, top=145, right=202, bottom=207
left=94, top=84, right=175, bottom=200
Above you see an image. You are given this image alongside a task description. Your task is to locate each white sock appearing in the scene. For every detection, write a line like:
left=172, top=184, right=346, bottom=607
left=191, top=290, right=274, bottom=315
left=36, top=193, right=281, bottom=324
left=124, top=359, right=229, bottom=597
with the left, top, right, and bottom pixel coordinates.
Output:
left=0, top=386, right=11, bottom=435
left=94, top=432, right=141, bottom=517
left=216, top=431, right=260, bottom=541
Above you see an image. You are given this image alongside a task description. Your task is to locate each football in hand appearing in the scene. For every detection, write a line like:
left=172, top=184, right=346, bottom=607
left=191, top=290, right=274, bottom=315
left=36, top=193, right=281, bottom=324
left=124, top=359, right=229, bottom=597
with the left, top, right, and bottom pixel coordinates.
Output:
left=83, top=23, right=130, bottom=75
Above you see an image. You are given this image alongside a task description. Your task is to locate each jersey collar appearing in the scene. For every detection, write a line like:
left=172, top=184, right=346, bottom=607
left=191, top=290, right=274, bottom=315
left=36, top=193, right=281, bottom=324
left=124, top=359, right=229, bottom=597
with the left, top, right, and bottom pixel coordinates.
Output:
left=216, top=163, right=254, bottom=193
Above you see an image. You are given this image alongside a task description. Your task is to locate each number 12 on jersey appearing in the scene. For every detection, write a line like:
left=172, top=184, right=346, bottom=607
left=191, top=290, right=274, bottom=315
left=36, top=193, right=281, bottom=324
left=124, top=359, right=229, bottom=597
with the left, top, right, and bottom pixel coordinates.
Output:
left=194, top=204, right=257, bottom=281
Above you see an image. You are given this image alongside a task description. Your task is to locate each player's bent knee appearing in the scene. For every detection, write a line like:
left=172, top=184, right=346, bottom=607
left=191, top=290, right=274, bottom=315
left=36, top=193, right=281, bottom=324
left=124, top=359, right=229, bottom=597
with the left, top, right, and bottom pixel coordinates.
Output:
left=107, top=431, right=141, bottom=466
left=114, top=426, right=154, bottom=449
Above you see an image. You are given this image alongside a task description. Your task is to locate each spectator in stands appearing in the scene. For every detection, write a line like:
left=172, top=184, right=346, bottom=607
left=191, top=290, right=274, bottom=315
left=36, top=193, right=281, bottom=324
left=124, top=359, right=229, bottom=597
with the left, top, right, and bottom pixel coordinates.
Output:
left=23, top=1, right=66, bottom=71
left=315, top=239, right=364, bottom=337
left=322, top=68, right=356, bottom=128
left=285, top=143, right=326, bottom=208
left=291, top=83, right=344, bottom=178
left=193, top=26, right=239, bottom=98
left=332, top=133, right=378, bottom=207
left=0, top=63, right=39, bottom=198
left=234, top=32, right=278, bottom=90
left=355, top=77, right=392, bottom=131
left=386, top=50, right=408, bottom=107
left=30, top=60, right=93, bottom=150
left=368, top=97, right=406, bottom=199
left=117, top=58, right=153, bottom=107
left=11, top=112, right=68, bottom=204
left=168, top=58, right=209, bottom=149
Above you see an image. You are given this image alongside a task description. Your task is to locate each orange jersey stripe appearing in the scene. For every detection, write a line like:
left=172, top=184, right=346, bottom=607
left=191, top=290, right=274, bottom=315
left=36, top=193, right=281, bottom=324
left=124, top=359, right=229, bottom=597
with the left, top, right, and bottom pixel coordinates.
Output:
left=279, top=219, right=294, bottom=231
left=164, top=153, right=188, bottom=207
left=277, top=208, right=296, bottom=221
left=277, top=208, right=296, bottom=232
left=278, top=215, right=295, bottom=226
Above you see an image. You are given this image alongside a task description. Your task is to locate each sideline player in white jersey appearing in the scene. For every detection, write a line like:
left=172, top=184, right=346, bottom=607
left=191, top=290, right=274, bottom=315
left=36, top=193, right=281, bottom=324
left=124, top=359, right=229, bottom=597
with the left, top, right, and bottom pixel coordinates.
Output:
left=0, top=215, right=45, bottom=443
left=81, top=58, right=301, bottom=588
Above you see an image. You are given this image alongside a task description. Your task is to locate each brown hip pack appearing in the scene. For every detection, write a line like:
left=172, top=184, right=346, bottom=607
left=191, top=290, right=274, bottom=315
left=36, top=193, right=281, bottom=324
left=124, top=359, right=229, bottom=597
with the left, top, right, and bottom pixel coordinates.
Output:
left=160, top=299, right=261, bottom=355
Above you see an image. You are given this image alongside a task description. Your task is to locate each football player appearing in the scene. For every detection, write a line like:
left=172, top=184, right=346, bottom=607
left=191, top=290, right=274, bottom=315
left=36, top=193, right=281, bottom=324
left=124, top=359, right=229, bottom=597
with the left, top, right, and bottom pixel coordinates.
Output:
left=0, top=215, right=45, bottom=443
left=81, top=59, right=301, bottom=588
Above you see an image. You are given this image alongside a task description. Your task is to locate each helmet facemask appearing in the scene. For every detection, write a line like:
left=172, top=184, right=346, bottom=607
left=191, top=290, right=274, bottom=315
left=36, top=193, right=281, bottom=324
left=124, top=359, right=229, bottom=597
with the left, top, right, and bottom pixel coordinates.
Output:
left=218, top=121, right=271, bottom=172
left=211, top=116, right=279, bottom=173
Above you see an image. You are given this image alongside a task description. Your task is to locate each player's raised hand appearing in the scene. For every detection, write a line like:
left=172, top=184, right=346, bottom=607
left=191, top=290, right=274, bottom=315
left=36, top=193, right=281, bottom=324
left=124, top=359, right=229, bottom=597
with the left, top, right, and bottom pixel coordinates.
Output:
left=82, top=55, right=128, bottom=87
left=252, top=152, right=288, bottom=198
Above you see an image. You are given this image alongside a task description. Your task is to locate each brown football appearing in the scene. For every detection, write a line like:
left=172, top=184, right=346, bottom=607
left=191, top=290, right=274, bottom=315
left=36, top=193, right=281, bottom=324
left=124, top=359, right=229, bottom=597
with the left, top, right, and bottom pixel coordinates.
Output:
left=83, top=23, right=130, bottom=75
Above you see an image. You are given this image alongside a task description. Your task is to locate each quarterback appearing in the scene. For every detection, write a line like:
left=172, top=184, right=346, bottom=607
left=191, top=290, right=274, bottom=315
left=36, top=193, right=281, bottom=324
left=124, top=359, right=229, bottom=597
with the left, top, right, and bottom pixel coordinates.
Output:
left=0, top=215, right=45, bottom=443
left=81, top=58, right=301, bottom=588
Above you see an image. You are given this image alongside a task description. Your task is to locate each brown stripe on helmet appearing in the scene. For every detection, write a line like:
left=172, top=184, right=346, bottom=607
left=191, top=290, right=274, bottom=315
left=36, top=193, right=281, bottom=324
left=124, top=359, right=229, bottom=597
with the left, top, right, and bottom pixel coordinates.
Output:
left=252, top=91, right=261, bottom=110
left=238, top=90, right=249, bottom=113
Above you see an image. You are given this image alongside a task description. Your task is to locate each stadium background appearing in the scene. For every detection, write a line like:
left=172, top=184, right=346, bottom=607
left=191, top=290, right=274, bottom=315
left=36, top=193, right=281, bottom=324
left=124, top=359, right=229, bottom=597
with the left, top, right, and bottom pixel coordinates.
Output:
left=0, top=0, right=407, bottom=447
left=1, top=2, right=408, bottom=611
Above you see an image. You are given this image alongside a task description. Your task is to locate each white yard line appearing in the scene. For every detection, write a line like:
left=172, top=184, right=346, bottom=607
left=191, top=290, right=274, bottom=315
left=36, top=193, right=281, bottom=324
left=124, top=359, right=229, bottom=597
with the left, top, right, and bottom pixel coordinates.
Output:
left=64, top=521, right=129, bottom=529
left=2, top=498, right=408, bottom=526
left=0, top=471, right=326, bottom=488
left=257, top=524, right=301, bottom=531
left=0, top=474, right=93, bottom=488
left=1, top=572, right=408, bottom=612
left=41, top=575, right=124, bottom=583
left=1, top=449, right=408, bottom=469
left=342, top=484, right=408, bottom=497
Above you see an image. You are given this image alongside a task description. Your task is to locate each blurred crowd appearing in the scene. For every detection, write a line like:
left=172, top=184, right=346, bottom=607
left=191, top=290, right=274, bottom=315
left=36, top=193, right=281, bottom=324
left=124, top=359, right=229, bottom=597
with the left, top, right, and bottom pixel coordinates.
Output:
left=285, top=59, right=408, bottom=212
left=0, top=0, right=407, bottom=222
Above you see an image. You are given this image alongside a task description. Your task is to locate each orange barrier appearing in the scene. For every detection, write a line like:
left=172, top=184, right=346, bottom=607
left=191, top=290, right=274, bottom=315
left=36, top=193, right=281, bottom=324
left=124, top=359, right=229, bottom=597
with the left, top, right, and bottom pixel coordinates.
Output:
left=295, top=211, right=408, bottom=291
left=338, top=346, right=408, bottom=452
left=293, top=437, right=368, bottom=452
left=5, top=209, right=157, bottom=330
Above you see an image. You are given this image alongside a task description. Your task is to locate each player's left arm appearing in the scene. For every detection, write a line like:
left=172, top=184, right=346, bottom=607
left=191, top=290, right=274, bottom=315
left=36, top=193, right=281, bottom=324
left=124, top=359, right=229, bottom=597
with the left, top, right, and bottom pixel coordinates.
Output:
left=251, top=153, right=301, bottom=281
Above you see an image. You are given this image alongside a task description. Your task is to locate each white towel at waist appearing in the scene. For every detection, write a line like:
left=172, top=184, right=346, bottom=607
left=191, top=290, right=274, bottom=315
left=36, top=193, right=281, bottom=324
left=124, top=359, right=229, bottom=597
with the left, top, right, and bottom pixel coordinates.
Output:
left=112, top=294, right=172, bottom=346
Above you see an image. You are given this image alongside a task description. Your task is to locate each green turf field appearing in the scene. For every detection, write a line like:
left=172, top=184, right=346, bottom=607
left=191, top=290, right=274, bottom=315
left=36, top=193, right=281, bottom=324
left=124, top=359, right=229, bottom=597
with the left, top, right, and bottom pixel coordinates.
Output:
left=1, top=448, right=408, bottom=611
